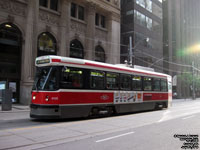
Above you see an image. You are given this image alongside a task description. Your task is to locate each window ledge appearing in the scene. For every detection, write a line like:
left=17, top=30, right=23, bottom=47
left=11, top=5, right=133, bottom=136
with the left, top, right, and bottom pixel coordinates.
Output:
left=95, top=26, right=108, bottom=32
left=39, top=6, right=61, bottom=16
left=71, top=17, right=87, bottom=25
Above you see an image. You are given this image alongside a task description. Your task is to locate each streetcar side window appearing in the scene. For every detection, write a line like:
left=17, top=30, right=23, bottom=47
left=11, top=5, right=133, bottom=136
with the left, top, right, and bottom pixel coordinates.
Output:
left=120, top=74, right=131, bottom=90
left=106, top=72, right=119, bottom=89
left=153, top=78, right=161, bottom=91
left=90, top=70, right=105, bottom=89
left=161, top=79, right=168, bottom=91
left=132, top=76, right=142, bottom=91
left=60, top=67, right=83, bottom=89
left=143, top=77, right=152, bottom=91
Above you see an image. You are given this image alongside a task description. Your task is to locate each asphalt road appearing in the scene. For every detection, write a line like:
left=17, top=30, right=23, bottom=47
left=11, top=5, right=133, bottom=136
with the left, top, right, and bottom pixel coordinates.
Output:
left=37, top=113, right=200, bottom=150
left=0, top=99, right=200, bottom=150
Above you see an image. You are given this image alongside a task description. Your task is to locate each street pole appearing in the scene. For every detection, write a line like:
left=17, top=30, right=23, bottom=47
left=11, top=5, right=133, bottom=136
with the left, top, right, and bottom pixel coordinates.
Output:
left=129, top=36, right=133, bottom=66
left=192, top=61, right=195, bottom=100
left=128, top=36, right=148, bottom=67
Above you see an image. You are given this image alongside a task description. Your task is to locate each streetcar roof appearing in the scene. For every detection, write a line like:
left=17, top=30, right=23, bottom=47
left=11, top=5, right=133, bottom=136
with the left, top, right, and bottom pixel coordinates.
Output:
left=35, top=55, right=170, bottom=79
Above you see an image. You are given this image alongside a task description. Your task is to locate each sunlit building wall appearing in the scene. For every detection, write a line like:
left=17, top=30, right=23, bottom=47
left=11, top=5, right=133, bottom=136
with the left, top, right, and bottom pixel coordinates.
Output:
left=163, top=0, right=200, bottom=98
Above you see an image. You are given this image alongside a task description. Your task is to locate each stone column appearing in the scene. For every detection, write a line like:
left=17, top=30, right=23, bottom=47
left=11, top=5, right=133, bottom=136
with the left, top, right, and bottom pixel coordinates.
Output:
left=20, top=0, right=39, bottom=105
left=85, top=2, right=96, bottom=60
left=107, top=12, right=120, bottom=64
left=59, top=0, right=71, bottom=56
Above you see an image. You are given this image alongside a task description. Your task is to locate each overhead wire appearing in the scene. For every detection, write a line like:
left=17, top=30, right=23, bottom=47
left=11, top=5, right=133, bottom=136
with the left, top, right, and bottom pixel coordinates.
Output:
left=120, top=23, right=194, bottom=69
left=134, top=56, right=191, bottom=74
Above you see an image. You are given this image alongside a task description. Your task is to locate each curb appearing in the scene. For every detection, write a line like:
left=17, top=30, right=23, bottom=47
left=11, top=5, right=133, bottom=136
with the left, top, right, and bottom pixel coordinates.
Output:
left=0, top=105, right=30, bottom=113
left=0, top=110, right=30, bottom=113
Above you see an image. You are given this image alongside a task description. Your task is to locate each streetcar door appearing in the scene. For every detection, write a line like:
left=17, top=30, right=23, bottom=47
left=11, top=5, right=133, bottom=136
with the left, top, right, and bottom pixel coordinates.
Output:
left=168, top=76, right=172, bottom=107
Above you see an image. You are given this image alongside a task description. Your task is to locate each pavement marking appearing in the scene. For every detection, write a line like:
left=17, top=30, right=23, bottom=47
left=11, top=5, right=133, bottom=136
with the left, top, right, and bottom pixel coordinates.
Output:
left=9, top=125, right=63, bottom=132
left=157, top=110, right=171, bottom=123
left=95, top=131, right=134, bottom=143
left=182, top=115, right=195, bottom=120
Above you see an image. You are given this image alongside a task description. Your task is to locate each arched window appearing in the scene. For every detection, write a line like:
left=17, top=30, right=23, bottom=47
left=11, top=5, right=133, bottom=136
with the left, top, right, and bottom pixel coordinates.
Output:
left=38, top=32, right=57, bottom=56
left=0, top=23, right=21, bottom=45
left=95, top=45, right=105, bottom=62
left=70, top=39, right=84, bottom=59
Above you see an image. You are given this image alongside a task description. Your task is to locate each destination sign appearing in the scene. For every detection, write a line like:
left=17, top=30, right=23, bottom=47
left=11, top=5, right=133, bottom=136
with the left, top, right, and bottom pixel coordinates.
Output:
left=36, top=59, right=50, bottom=64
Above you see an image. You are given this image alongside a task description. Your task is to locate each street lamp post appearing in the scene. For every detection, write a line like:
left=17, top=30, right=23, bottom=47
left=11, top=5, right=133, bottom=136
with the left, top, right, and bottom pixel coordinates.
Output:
left=129, top=36, right=133, bottom=66
left=128, top=36, right=149, bottom=67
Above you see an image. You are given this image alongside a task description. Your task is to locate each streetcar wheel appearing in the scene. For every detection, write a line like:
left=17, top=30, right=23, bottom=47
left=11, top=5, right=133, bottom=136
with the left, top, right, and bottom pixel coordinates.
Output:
left=107, top=107, right=115, bottom=116
left=155, top=103, right=164, bottom=110
left=89, top=107, right=99, bottom=117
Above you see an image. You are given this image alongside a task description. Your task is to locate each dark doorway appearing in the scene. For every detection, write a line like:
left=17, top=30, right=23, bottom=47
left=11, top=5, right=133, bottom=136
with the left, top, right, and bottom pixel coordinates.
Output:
left=0, top=23, right=22, bottom=103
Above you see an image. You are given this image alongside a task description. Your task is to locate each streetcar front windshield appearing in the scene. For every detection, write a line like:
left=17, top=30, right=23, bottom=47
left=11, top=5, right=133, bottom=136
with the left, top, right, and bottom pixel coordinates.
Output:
left=33, top=66, right=58, bottom=91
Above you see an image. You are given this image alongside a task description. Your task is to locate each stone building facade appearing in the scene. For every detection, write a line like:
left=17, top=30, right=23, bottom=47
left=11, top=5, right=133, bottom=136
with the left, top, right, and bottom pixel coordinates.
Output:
left=0, top=0, right=120, bottom=104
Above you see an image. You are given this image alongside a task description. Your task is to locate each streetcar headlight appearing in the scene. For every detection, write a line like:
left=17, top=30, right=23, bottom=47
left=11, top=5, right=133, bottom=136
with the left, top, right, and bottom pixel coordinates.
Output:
left=45, top=96, right=49, bottom=101
left=33, top=96, right=36, bottom=100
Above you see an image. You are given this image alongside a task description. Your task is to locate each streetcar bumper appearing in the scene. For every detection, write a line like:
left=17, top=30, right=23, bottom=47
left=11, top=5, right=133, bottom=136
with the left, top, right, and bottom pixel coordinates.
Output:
left=30, top=104, right=60, bottom=119
left=30, top=104, right=91, bottom=119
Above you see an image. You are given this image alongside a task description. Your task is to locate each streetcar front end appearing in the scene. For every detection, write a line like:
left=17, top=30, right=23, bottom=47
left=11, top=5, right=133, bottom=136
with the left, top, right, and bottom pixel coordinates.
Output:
left=30, top=56, right=61, bottom=119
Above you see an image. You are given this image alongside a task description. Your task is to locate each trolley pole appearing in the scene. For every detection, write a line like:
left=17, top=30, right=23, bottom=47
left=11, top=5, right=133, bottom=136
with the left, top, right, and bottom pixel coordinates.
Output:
left=192, top=61, right=195, bottom=100
left=129, top=36, right=133, bottom=66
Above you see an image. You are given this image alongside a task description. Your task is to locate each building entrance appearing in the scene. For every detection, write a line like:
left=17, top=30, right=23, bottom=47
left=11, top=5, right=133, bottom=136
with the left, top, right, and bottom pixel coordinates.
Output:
left=0, top=23, right=22, bottom=103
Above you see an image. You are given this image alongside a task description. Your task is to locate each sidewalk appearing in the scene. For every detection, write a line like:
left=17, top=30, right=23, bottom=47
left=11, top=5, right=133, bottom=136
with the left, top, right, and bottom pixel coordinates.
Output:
left=172, top=97, right=200, bottom=103
left=0, top=104, right=30, bottom=113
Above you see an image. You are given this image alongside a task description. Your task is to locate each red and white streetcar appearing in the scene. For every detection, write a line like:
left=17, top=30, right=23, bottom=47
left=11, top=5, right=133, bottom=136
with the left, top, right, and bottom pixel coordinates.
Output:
left=30, top=55, right=172, bottom=119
